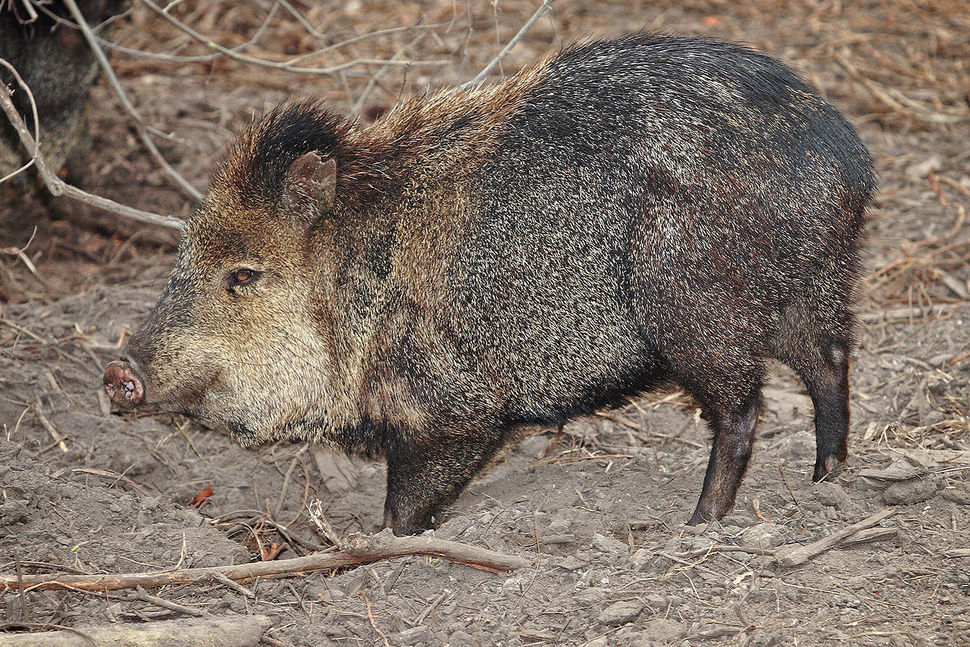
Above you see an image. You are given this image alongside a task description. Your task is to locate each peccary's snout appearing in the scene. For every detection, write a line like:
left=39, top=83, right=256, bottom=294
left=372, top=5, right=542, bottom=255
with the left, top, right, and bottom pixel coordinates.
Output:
left=103, top=360, right=145, bottom=407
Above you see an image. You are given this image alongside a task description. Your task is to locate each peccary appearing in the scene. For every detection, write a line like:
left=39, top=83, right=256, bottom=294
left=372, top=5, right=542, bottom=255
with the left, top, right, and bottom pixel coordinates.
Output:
left=0, top=1, right=125, bottom=193
left=104, top=34, right=875, bottom=534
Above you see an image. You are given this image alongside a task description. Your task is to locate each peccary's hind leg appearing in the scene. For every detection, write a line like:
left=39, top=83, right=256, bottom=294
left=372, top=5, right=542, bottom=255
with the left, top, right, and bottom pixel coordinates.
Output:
left=383, top=429, right=503, bottom=535
left=803, top=336, right=850, bottom=481
left=774, top=306, right=851, bottom=482
left=774, top=259, right=856, bottom=482
left=688, top=384, right=763, bottom=525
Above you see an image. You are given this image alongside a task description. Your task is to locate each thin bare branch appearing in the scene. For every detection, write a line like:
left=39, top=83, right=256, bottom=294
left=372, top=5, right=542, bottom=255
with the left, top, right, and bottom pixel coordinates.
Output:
left=352, top=32, right=428, bottom=115
left=0, top=530, right=532, bottom=592
left=459, top=0, right=556, bottom=90
left=33, top=1, right=268, bottom=63
left=140, top=0, right=447, bottom=76
left=100, top=0, right=280, bottom=63
left=284, top=23, right=443, bottom=66
left=62, top=0, right=205, bottom=202
left=0, top=76, right=185, bottom=230
left=773, top=508, right=895, bottom=568
left=275, top=0, right=323, bottom=40
left=0, top=57, right=39, bottom=184
left=11, top=0, right=38, bottom=23
left=91, top=16, right=440, bottom=67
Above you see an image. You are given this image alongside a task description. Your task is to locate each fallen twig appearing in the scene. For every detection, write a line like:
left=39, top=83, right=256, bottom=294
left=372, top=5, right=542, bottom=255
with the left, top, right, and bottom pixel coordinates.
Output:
left=530, top=452, right=634, bottom=469
left=62, top=467, right=149, bottom=494
left=32, top=396, right=67, bottom=453
left=14, top=548, right=27, bottom=623
left=133, top=586, right=205, bottom=617
left=0, top=530, right=532, bottom=592
left=0, top=615, right=271, bottom=647
left=839, top=527, right=898, bottom=547
left=307, top=498, right=342, bottom=547
left=773, top=508, right=895, bottom=568
left=947, top=349, right=970, bottom=366
left=777, top=459, right=803, bottom=517
left=360, top=591, right=391, bottom=647
left=938, top=175, right=970, bottom=198
left=0, top=318, right=47, bottom=344
left=676, top=544, right=773, bottom=558
left=0, top=75, right=184, bottom=230
left=211, top=571, right=255, bottom=599
left=857, top=303, right=962, bottom=323
left=596, top=411, right=704, bottom=448
left=1, top=226, right=40, bottom=278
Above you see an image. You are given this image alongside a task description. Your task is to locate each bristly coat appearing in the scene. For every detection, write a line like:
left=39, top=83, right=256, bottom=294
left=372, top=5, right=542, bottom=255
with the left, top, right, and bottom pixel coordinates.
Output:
left=105, top=33, right=876, bottom=534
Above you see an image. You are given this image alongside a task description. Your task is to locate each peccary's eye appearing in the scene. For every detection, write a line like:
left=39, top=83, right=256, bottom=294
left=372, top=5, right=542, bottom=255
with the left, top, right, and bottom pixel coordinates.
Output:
left=225, top=268, right=260, bottom=290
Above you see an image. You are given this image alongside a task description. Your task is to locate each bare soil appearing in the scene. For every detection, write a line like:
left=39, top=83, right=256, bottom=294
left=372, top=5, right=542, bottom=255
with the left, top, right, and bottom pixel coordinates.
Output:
left=1, top=1, right=968, bottom=645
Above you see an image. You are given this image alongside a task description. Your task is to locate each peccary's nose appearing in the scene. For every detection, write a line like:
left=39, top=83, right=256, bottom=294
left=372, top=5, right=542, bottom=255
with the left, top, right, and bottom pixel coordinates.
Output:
left=103, top=360, right=145, bottom=407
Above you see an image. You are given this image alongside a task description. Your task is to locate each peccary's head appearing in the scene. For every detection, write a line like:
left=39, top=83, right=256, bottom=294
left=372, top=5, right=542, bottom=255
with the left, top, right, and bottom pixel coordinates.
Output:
left=104, top=102, right=355, bottom=446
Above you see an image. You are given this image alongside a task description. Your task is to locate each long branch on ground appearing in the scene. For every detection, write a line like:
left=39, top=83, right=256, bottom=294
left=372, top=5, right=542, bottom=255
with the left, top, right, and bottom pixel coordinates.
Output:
left=0, top=531, right=533, bottom=592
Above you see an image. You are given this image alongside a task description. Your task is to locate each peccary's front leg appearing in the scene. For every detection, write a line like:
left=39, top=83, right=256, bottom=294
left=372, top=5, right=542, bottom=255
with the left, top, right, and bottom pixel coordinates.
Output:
left=383, top=429, right=503, bottom=535
left=688, top=387, right=763, bottom=525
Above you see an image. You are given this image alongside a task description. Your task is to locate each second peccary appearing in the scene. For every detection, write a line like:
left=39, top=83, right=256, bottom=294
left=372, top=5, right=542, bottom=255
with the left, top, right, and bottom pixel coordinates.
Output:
left=104, top=34, right=876, bottom=534
left=0, top=1, right=125, bottom=194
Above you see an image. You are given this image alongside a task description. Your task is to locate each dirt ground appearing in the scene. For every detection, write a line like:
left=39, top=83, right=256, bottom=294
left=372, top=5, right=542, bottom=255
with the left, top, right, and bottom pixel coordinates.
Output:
left=1, top=1, right=969, bottom=645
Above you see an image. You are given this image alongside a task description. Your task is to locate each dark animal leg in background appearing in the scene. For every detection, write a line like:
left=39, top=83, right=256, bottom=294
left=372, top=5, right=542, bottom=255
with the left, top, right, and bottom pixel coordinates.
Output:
left=688, top=387, right=762, bottom=525
left=805, top=336, right=850, bottom=481
left=383, top=432, right=502, bottom=535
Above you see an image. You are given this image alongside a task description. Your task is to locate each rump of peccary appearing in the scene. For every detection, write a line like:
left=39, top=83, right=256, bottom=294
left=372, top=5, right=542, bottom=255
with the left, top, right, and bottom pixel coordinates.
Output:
left=105, top=34, right=876, bottom=534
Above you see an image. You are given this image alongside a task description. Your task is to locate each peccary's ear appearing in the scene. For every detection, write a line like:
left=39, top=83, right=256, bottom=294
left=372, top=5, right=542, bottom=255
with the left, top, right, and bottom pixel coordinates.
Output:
left=283, top=151, right=337, bottom=219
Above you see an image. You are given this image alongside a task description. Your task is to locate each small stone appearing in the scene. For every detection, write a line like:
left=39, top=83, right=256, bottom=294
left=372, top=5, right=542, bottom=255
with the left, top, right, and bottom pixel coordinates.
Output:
left=683, top=537, right=712, bottom=552
left=0, top=500, right=29, bottom=525
left=720, top=514, right=757, bottom=528
left=515, top=434, right=548, bottom=457
left=641, top=619, right=684, bottom=642
left=591, top=532, right=627, bottom=555
left=391, top=626, right=430, bottom=646
left=941, top=482, right=970, bottom=505
left=597, top=600, right=644, bottom=626
left=558, top=555, right=586, bottom=571
left=629, top=548, right=653, bottom=571
left=739, top=523, right=787, bottom=550
left=447, top=630, right=475, bottom=646
left=684, top=522, right=708, bottom=536
left=882, top=478, right=939, bottom=506
left=860, top=460, right=926, bottom=482
left=813, top=481, right=853, bottom=509
left=643, top=593, right=669, bottom=611
left=547, top=513, right=573, bottom=534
